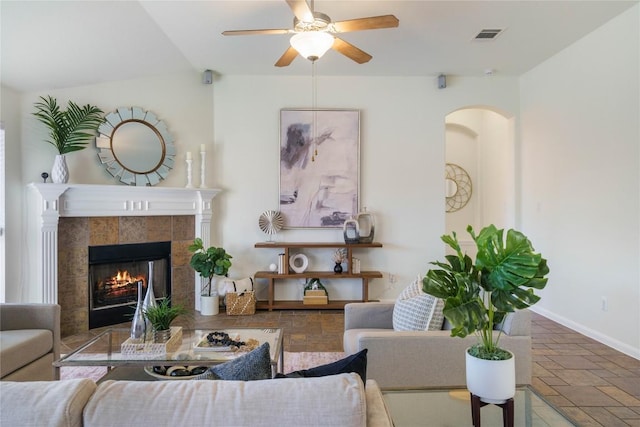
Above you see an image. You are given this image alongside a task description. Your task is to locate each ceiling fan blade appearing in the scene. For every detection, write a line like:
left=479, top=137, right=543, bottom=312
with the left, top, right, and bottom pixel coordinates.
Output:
left=286, top=0, right=314, bottom=22
left=222, top=29, right=290, bottom=36
left=333, top=15, right=399, bottom=33
left=275, top=46, right=299, bottom=67
left=332, top=37, right=372, bottom=64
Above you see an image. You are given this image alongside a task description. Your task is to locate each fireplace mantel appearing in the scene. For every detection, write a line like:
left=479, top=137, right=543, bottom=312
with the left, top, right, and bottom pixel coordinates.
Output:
left=27, top=183, right=221, bottom=307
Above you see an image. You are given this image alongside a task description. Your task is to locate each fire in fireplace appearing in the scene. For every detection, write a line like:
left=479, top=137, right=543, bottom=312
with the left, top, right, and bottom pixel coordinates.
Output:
left=88, top=241, right=171, bottom=329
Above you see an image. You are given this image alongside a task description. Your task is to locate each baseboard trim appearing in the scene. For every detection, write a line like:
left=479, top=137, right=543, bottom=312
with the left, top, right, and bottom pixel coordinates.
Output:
left=531, top=306, right=640, bottom=360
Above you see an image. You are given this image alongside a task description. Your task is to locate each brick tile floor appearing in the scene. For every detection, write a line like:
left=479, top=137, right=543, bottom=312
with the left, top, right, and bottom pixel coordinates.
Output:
left=530, top=312, right=640, bottom=426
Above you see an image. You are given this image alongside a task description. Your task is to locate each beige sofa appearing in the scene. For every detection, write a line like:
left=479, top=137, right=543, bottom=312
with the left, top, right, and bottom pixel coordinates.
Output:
left=1, top=373, right=393, bottom=427
left=343, top=302, right=532, bottom=389
left=0, top=303, right=61, bottom=381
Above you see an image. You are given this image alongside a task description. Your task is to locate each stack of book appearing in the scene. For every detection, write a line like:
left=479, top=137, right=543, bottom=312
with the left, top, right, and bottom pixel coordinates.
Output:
left=303, top=289, right=328, bottom=305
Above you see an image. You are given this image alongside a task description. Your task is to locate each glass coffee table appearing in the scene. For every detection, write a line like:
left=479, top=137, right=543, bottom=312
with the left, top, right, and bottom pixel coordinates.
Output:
left=55, top=327, right=283, bottom=381
left=383, top=387, right=576, bottom=426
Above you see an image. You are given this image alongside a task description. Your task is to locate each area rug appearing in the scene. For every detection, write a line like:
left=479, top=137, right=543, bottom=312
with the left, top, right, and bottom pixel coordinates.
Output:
left=59, top=352, right=346, bottom=381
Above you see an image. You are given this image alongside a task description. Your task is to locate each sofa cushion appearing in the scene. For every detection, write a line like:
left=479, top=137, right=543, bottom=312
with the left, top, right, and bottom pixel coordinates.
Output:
left=0, top=378, right=96, bottom=427
left=197, top=342, right=272, bottom=380
left=0, top=329, right=53, bottom=377
left=393, top=276, right=444, bottom=331
left=85, top=374, right=367, bottom=426
left=276, top=349, right=367, bottom=382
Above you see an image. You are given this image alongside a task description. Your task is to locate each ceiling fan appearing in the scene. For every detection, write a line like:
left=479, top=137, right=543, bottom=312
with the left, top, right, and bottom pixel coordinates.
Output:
left=222, top=0, right=399, bottom=67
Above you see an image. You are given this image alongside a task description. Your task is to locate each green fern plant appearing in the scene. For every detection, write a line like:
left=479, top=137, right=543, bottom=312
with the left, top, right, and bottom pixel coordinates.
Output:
left=33, top=95, right=104, bottom=154
left=143, top=297, right=188, bottom=331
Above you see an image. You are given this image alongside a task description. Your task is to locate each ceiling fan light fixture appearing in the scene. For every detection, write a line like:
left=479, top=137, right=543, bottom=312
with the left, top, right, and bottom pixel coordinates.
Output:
left=290, top=31, right=335, bottom=61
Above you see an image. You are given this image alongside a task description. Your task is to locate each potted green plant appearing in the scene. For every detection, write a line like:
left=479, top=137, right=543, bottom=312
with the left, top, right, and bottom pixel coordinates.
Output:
left=143, top=297, right=188, bottom=342
left=33, top=95, right=104, bottom=183
left=188, top=237, right=232, bottom=316
left=422, top=224, right=549, bottom=403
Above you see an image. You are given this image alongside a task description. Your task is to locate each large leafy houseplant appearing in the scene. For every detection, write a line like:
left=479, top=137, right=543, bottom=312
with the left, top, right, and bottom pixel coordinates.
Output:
left=33, top=95, right=104, bottom=154
left=188, top=238, right=232, bottom=297
left=422, top=224, right=549, bottom=360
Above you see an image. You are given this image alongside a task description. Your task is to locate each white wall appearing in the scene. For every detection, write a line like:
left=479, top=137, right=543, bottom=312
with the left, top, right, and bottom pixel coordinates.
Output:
left=445, top=121, right=479, bottom=238
left=479, top=110, right=515, bottom=229
left=520, top=5, right=640, bottom=358
left=4, top=71, right=520, bottom=304
left=0, top=85, right=23, bottom=302
left=20, top=71, right=213, bottom=188
left=213, top=74, right=520, bottom=301
left=445, top=108, right=514, bottom=255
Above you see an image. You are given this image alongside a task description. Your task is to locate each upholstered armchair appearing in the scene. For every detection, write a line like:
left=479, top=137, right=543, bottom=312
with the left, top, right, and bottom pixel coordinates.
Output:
left=343, top=302, right=532, bottom=389
left=0, top=303, right=61, bottom=381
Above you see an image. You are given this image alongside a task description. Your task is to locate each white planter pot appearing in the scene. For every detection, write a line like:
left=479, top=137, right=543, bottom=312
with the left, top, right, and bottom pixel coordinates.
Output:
left=465, top=348, right=515, bottom=404
left=200, top=295, right=219, bottom=316
left=51, top=154, right=69, bottom=184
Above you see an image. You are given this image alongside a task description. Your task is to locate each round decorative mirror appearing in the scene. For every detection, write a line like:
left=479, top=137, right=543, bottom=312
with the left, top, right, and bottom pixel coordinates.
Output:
left=445, top=163, right=472, bottom=213
left=95, top=107, right=175, bottom=186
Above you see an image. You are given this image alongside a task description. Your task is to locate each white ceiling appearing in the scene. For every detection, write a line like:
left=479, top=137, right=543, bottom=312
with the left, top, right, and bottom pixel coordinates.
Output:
left=1, top=1, right=637, bottom=92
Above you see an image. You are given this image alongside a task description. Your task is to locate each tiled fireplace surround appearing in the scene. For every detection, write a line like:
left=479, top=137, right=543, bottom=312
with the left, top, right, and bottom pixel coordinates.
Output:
left=29, top=184, right=220, bottom=337
left=59, top=215, right=194, bottom=336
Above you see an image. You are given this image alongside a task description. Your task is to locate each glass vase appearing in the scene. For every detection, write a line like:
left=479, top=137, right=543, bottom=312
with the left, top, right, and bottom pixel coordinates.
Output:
left=130, top=281, right=146, bottom=341
left=343, top=217, right=359, bottom=244
left=142, top=261, right=157, bottom=339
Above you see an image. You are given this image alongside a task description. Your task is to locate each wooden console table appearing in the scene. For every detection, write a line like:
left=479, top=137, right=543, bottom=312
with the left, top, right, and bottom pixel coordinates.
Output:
left=254, top=242, right=383, bottom=310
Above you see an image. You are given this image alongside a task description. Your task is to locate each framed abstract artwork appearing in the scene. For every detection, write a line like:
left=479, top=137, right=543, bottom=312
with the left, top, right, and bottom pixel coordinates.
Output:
left=279, top=109, right=360, bottom=228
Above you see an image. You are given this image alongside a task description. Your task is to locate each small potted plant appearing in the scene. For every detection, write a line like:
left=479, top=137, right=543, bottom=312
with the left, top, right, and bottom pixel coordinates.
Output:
left=142, top=297, right=188, bottom=343
left=188, top=238, right=232, bottom=316
left=422, top=224, right=549, bottom=404
left=32, top=95, right=104, bottom=183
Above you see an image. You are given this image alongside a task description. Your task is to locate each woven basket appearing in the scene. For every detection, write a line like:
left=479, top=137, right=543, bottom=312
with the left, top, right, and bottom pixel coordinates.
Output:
left=226, top=291, right=256, bottom=316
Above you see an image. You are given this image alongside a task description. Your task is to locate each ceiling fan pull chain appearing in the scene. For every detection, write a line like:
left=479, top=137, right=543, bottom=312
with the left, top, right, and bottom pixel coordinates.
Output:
left=311, top=61, right=318, bottom=161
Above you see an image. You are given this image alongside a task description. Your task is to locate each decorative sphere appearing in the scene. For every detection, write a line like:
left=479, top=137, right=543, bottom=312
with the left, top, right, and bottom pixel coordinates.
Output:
left=269, top=263, right=277, bottom=272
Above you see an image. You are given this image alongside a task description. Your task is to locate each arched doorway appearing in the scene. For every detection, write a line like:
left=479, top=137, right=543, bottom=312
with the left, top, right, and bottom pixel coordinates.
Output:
left=445, top=107, right=515, bottom=256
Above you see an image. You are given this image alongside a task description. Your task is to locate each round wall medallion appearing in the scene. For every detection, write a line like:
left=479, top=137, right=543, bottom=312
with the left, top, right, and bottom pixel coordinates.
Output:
left=445, top=163, right=473, bottom=213
left=289, top=254, right=309, bottom=274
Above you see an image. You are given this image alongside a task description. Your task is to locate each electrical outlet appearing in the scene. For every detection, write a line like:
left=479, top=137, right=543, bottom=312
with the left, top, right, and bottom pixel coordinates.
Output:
left=601, top=297, right=608, bottom=312
left=389, top=274, right=396, bottom=284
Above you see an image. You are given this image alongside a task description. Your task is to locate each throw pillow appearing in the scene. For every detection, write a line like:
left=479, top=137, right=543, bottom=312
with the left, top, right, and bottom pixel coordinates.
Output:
left=232, top=277, right=254, bottom=293
left=220, top=277, right=254, bottom=299
left=197, top=342, right=272, bottom=381
left=393, top=276, right=445, bottom=331
left=275, top=349, right=367, bottom=383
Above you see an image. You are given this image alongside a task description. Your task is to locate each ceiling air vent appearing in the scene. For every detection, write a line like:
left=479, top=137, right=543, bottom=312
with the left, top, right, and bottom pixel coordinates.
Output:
left=473, top=29, right=504, bottom=40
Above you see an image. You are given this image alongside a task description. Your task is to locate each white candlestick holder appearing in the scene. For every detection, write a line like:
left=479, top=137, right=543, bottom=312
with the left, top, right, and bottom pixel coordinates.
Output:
left=199, top=150, right=207, bottom=188
left=185, top=159, right=193, bottom=188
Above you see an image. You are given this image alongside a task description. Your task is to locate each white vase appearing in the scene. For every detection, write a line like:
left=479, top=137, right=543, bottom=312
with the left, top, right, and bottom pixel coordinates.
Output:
left=200, top=294, right=219, bottom=316
left=51, top=154, right=69, bottom=184
left=356, top=207, right=375, bottom=243
left=465, top=348, right=515, bottom=404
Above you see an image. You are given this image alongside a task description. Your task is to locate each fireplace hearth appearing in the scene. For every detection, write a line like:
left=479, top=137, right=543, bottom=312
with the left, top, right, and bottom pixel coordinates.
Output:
left=89, top=241, right=171, bottom=329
